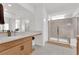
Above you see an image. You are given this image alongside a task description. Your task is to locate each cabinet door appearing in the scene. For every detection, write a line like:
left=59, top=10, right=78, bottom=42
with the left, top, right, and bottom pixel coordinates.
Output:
left=0, top=45, right=21, bottom=55
left=0, top=37, right=32, bottom=55
left=20, top=39, right=32, bottom=55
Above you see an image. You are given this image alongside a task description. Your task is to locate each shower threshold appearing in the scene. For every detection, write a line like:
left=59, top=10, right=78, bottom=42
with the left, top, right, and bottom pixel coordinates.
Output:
left=48, top=38, right=71, bottom=48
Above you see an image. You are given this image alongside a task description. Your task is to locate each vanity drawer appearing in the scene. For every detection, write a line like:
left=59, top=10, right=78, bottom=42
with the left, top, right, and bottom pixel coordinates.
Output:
left=0, top=36, right=32, bottom=55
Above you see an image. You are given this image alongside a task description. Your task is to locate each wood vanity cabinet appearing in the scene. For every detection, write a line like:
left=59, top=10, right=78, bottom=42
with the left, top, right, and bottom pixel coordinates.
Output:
left=77, top=37, right=79, bottom=55
left=0, top=37, right=32, bottom=55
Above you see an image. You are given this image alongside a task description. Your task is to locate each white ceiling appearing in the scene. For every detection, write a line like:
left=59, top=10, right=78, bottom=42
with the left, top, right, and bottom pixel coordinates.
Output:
left=3, top=3, right=33, bottom=19
left=45, top=3, right=79, bottom=14
left=29, top=3, right=79, bottom=15
left=3, top=3, right=79, bottom=19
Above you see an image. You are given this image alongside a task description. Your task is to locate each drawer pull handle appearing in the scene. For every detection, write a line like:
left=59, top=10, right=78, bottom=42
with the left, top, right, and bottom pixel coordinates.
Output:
left=20, top=46, right=24, bottom=51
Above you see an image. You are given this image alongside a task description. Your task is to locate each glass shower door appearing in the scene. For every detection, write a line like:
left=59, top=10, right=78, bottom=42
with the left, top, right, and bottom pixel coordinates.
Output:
left=48, top=18, right=72, bottom=45
left=48, top=20, right=58, bottom=41
left=59, top=18, right=72, bottom=44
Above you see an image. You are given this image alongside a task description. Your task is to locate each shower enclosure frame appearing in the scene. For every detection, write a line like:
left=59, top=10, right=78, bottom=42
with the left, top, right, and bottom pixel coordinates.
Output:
left=48, top=17, right=77, bottom=45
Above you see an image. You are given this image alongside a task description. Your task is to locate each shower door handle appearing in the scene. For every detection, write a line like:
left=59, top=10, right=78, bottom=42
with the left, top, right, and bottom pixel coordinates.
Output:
left=57, top=26, right=59, bottom=41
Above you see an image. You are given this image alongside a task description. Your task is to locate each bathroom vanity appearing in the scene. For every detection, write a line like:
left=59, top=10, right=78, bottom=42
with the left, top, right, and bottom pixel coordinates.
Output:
left=77, top=35, right=79, bottom=55
left=0, top=32, right=41, bottom=55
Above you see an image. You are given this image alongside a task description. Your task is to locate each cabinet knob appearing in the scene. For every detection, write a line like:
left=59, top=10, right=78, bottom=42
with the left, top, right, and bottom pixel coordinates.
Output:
left=32, top=37, right=35, bottom=40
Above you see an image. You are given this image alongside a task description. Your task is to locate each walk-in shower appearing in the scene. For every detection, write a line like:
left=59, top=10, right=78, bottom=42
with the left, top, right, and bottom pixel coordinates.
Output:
left=48, top=17, right=77, bottom=45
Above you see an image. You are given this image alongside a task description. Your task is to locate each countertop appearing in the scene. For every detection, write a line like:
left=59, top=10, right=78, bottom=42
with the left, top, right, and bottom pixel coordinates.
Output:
left=0, top=31, right=42, bottom=44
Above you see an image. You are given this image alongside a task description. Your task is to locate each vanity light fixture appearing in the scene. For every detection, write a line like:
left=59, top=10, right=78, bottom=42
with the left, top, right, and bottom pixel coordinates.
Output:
left=52, top=14, right=65, bottom=20
left=48, top=14, right=65, bottom=21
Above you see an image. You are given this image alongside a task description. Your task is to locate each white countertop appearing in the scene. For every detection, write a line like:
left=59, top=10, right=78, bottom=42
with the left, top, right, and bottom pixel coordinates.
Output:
left=0, top=31, right=42, bottom=44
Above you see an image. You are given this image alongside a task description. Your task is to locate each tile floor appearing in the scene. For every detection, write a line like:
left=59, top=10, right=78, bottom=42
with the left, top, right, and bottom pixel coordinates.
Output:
left=32, top=43, right=76, bottom=55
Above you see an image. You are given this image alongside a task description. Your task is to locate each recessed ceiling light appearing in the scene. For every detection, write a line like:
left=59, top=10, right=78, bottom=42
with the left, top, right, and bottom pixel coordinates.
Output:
left=8, top=4, right=12, bottom=7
